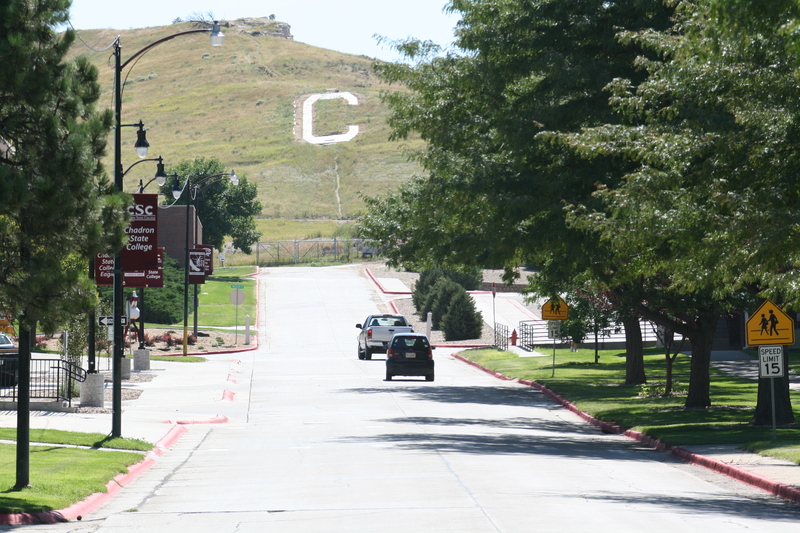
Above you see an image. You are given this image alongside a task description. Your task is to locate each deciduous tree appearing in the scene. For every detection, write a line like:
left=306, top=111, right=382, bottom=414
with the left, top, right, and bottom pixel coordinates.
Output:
left=160, top=157, right=262, bottom=253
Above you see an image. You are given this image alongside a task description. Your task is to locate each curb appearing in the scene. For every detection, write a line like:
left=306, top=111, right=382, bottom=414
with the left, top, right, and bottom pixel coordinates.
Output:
left=0, top=424, right=190, bottom=525
left=365, top=268, right=413, bottom=295
left=451, top=353, right=800, bottom=506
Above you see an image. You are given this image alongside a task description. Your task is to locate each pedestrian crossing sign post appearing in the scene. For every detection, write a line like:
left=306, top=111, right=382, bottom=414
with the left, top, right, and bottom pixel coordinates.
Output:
left=745, top=300, right=795, bottom=347
left=747, top=299, right=794, bottom=442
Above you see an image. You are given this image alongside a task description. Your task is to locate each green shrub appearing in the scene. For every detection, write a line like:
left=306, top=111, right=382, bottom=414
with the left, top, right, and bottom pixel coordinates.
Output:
left=136, top=255, right=185, bottom=325
left=429, top=279, right=463, bottom=330
left=442, top=290, right=483, bottom=341
left=442, top=267, right=483, bottom=291
left=412, top=268, right=444, bottom=314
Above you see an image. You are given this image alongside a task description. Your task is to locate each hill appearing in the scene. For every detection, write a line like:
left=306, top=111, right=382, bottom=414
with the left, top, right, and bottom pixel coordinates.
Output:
left=67, top=19, right=422, bottom=222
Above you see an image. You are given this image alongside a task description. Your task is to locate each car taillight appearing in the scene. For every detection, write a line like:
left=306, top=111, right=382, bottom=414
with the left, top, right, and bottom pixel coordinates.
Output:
left=367, top=328, right=373, bottom=339
left=387, top=348, right=394, bottom=358
left=427, top=349, right=433, bottom=359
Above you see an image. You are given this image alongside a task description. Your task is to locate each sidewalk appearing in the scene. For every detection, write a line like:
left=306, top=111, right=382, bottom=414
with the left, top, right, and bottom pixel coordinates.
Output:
left=0, top=348, right=251, bottom=524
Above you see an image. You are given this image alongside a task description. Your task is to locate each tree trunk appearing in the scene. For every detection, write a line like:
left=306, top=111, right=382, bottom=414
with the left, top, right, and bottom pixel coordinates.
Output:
left=623, top=314, right=646, bottom=385
left=665, top=353, right=674, bottom=396
left=752, top=347, right=795, bottom=425
left=685, top=314, right=717, bottom=409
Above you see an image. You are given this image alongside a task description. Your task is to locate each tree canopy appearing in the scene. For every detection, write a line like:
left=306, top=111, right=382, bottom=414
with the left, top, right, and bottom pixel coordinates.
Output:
left=0, top=0, right=128, bottom=331
left=360, top=0, right=800, bottom=413
left=159, top=157, right=262, bottom=254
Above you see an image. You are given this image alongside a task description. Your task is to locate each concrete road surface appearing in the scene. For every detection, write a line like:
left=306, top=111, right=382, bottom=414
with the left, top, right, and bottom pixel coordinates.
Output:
left=22, top=265, right=800, bottom=532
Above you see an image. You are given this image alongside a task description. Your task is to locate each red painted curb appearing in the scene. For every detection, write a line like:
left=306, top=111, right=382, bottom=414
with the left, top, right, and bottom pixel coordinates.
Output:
left=365, top=268, right=412, bottom=295
left=0, top=423, right=192, bottom=524
left=154, top=424, right=189, bottom=453
left=436, top=344, right=492, bottom=349
left=165, top=415, right=229, bottom=426
left=453, top=353, right=800, bottom=505
left=670, top=446, right=800, bottom=505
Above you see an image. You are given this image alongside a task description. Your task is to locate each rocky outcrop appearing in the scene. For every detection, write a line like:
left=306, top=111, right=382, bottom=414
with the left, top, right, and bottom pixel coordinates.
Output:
left=230, top=17, right=293, bottom=40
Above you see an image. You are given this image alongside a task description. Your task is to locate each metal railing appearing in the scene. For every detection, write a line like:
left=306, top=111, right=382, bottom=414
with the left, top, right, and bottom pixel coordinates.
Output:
left=0, top=358, right=87, bottom=406
left=494, top=323, right=509, bottom=351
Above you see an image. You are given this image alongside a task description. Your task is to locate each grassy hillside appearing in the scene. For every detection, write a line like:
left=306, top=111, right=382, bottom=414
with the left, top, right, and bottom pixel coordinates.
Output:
left=68, top=19, right=422, bottom=224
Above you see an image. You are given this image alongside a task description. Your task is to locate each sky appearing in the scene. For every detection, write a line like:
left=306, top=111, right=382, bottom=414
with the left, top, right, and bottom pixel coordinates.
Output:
left=67, top=0, right=461, bottom=62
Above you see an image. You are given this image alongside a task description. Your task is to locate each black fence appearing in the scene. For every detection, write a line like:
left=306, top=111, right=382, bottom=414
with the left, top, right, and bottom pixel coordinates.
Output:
left=0, top=357, right=87, bottom=406
left=494, top=323, right=509, bottom=351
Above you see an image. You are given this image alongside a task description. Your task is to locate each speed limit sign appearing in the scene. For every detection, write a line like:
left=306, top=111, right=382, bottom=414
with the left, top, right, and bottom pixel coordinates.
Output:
left=758, top=346, right=785, bottom=378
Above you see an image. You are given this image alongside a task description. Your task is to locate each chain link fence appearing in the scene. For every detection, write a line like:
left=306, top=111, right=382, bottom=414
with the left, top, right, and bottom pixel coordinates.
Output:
left=253, top=238, right=372, bottom=266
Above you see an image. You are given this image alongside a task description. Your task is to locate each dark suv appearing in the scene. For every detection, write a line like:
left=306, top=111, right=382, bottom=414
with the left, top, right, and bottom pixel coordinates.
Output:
left=386, top=333, right=434, bottom=382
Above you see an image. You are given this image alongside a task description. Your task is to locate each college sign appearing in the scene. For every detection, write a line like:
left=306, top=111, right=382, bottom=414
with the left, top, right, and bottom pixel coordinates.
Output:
left=124, top=248, right=164, bottom=288
left=95, top=249, right=164, bottom=288
left=121, top=193, right=158, bottom=271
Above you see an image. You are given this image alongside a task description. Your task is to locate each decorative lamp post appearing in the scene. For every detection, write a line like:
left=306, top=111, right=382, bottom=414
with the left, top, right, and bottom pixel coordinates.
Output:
left=172, top=169, right=238, bottom=356
left=110, top=22, right=223, bottom=438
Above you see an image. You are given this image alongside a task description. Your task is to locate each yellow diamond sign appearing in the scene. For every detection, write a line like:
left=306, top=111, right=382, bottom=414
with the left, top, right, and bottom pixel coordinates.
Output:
left=542, top=296, right=569, bottom=321
left=746, top=300, right=795, bottom=347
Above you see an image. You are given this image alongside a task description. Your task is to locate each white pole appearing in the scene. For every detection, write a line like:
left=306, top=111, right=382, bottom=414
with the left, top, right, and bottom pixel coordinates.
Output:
left=426, top=312, right=432, bottom=338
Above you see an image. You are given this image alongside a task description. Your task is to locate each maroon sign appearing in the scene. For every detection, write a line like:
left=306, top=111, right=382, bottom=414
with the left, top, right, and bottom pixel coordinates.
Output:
left=95, top=253, right=114, bottom=286
left=124, top=249, right=164, bottom=288
left=198, top=244, right=214, bottom=275
left=189, top=249, right=206, bottom=284
left=121, top=193, right=159, bottom=271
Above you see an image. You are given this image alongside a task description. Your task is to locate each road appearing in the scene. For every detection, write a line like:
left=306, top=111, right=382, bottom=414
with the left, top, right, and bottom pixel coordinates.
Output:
left=24, top=266, right=800, bottom=532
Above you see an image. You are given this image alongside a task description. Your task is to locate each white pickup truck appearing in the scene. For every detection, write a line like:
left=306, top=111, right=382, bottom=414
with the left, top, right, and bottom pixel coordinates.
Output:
left=356, top=314, right=413, bottom=360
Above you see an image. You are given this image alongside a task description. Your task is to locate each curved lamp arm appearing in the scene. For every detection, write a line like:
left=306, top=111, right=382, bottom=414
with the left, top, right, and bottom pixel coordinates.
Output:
left=172, top=169, right=238, bottom=200
left=119, top=23, right=224, bottom=71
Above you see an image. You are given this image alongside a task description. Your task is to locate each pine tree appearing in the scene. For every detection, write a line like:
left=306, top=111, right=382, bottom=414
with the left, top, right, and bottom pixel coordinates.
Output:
left=430, top=279, right=463, bottom=331
left=442, top=290, right=483, bottom=341
left=0, top=0, right=128, bottom=488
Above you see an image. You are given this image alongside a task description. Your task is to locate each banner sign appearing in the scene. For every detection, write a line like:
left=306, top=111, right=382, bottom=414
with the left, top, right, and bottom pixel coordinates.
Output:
left=121, top=193, right=159, bottom=271
left=189, top=248, right=206, bottom=284
left=124, top=249, right=164, bottom=288
left=95, top=253, right=114, bottom=286
left=198, top=244, right=214, bottom=275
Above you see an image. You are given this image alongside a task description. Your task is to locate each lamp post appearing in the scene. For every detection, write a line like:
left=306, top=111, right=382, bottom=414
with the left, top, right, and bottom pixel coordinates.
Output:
left=111, top=22, right=223, bottom=438
left=171, top=170, right=238, bottom=356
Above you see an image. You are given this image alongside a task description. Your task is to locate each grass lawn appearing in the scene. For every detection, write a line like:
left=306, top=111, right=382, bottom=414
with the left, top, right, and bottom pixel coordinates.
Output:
left=196, top=269, right=257, bottom=328
left=0, top=430, right=151, bottom=513
left=142, top=266, right=258, bottom=330
left=458, top=346, right=800, bottom=464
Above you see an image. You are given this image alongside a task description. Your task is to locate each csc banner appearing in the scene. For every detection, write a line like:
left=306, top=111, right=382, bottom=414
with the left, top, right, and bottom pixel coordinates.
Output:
left=121, top=193, right=159, bottom=271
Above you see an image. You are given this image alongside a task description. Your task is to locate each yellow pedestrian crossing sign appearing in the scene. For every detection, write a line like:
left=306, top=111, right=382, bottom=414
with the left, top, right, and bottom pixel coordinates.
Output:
left=746, top=300, right=795, bottom=347
left=542, top=296, right=569, bottom=321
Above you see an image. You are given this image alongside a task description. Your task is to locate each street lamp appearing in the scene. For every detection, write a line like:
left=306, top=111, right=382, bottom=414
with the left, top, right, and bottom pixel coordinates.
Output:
left=136, top=156, right=170, bottom=193
left=171, top=169, right=238, bottom=356
left=110, top=22, right=223, bottom=438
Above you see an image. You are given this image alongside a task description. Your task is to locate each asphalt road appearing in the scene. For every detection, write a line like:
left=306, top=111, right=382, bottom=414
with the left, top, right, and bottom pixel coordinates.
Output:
left=22, top=265, right=800, bottom=532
